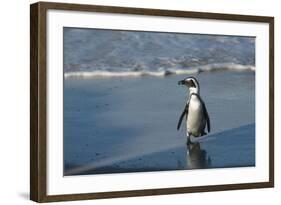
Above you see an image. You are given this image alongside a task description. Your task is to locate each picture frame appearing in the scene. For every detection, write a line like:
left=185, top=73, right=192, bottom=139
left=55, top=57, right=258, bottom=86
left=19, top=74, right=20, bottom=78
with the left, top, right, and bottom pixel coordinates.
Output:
left=30, top=1, right=274, bottom=202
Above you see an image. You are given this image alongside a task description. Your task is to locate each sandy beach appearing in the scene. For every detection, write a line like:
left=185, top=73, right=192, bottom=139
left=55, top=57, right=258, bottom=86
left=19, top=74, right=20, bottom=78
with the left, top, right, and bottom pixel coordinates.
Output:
left=63, top=70, right=255, bottom=176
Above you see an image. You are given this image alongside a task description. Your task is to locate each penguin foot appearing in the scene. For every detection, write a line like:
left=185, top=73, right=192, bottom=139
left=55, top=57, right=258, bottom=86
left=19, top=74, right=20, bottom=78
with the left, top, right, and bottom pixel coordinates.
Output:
left=201, top=132, right=207, bottom=136
left=186, top=138, right=192, bottom=146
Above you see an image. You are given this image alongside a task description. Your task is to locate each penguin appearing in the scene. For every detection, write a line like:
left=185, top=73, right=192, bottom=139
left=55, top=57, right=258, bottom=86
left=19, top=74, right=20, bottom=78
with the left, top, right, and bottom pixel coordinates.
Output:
left=177, top=77, right=210, bottom=144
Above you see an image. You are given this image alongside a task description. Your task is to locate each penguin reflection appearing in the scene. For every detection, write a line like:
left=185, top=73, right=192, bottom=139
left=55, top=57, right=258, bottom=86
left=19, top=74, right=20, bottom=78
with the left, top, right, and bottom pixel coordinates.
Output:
left=186, top=142, right=211, bottom=169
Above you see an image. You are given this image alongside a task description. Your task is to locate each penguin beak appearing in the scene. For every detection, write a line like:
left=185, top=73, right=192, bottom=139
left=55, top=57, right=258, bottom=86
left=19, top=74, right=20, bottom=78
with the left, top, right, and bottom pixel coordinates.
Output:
left=178, top=80, right=185, bottom=85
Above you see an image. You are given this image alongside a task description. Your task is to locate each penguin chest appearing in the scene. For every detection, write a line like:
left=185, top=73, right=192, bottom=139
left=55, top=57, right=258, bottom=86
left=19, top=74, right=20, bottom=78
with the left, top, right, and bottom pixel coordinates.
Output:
left=186, top=97, right=205, bottom=136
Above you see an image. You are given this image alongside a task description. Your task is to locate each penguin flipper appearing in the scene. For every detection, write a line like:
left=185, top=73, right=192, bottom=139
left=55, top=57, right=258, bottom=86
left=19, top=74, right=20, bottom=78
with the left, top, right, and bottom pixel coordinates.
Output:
left=177, top=103, right=189, bottom=130
left=202, top=102, right=210, bottom=133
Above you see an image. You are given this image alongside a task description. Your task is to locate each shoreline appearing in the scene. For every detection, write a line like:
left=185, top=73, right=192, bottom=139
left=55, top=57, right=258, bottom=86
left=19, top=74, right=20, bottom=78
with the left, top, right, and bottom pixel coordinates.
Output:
left=64, top=63, right=255, bottom=78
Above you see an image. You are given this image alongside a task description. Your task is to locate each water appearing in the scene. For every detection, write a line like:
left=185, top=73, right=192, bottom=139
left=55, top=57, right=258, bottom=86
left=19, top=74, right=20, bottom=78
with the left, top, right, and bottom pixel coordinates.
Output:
left=63, top=28, right=255, bottom=77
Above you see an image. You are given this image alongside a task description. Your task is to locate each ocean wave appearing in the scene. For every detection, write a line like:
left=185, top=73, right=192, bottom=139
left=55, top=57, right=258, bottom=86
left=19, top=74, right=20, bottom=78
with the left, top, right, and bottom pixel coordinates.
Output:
left=64, top=63, right=255, bottom=78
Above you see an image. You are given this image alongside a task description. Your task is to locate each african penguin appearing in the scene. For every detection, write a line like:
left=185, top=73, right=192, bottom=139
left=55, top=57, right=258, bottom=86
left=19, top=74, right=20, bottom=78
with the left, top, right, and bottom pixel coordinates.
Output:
left=177, top=77, right=210, bottom=144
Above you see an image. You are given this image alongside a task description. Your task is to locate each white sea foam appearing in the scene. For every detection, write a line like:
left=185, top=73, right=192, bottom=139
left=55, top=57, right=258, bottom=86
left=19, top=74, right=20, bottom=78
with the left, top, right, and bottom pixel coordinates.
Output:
left=64, top=63, right=255, bottom=78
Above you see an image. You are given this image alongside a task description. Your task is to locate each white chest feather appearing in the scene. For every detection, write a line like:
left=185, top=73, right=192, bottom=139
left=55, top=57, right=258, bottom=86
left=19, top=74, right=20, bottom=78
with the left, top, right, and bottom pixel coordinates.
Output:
left=186, top=95, right=205, bottom=136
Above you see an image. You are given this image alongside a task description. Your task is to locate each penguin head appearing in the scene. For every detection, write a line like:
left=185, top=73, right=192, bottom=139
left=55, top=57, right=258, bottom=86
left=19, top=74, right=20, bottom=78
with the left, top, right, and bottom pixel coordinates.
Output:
left=178, top=77, right=200, bottom=94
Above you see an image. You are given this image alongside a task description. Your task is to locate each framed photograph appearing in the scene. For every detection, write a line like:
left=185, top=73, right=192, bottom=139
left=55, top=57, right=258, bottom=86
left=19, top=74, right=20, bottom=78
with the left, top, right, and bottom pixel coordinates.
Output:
left=30, top=1, right=274, bottom=202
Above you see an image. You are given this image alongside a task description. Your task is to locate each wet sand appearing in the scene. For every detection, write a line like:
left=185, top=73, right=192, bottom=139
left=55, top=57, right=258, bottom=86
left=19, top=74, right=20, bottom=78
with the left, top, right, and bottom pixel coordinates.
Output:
left=63, top=71, right=255, bottom=176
